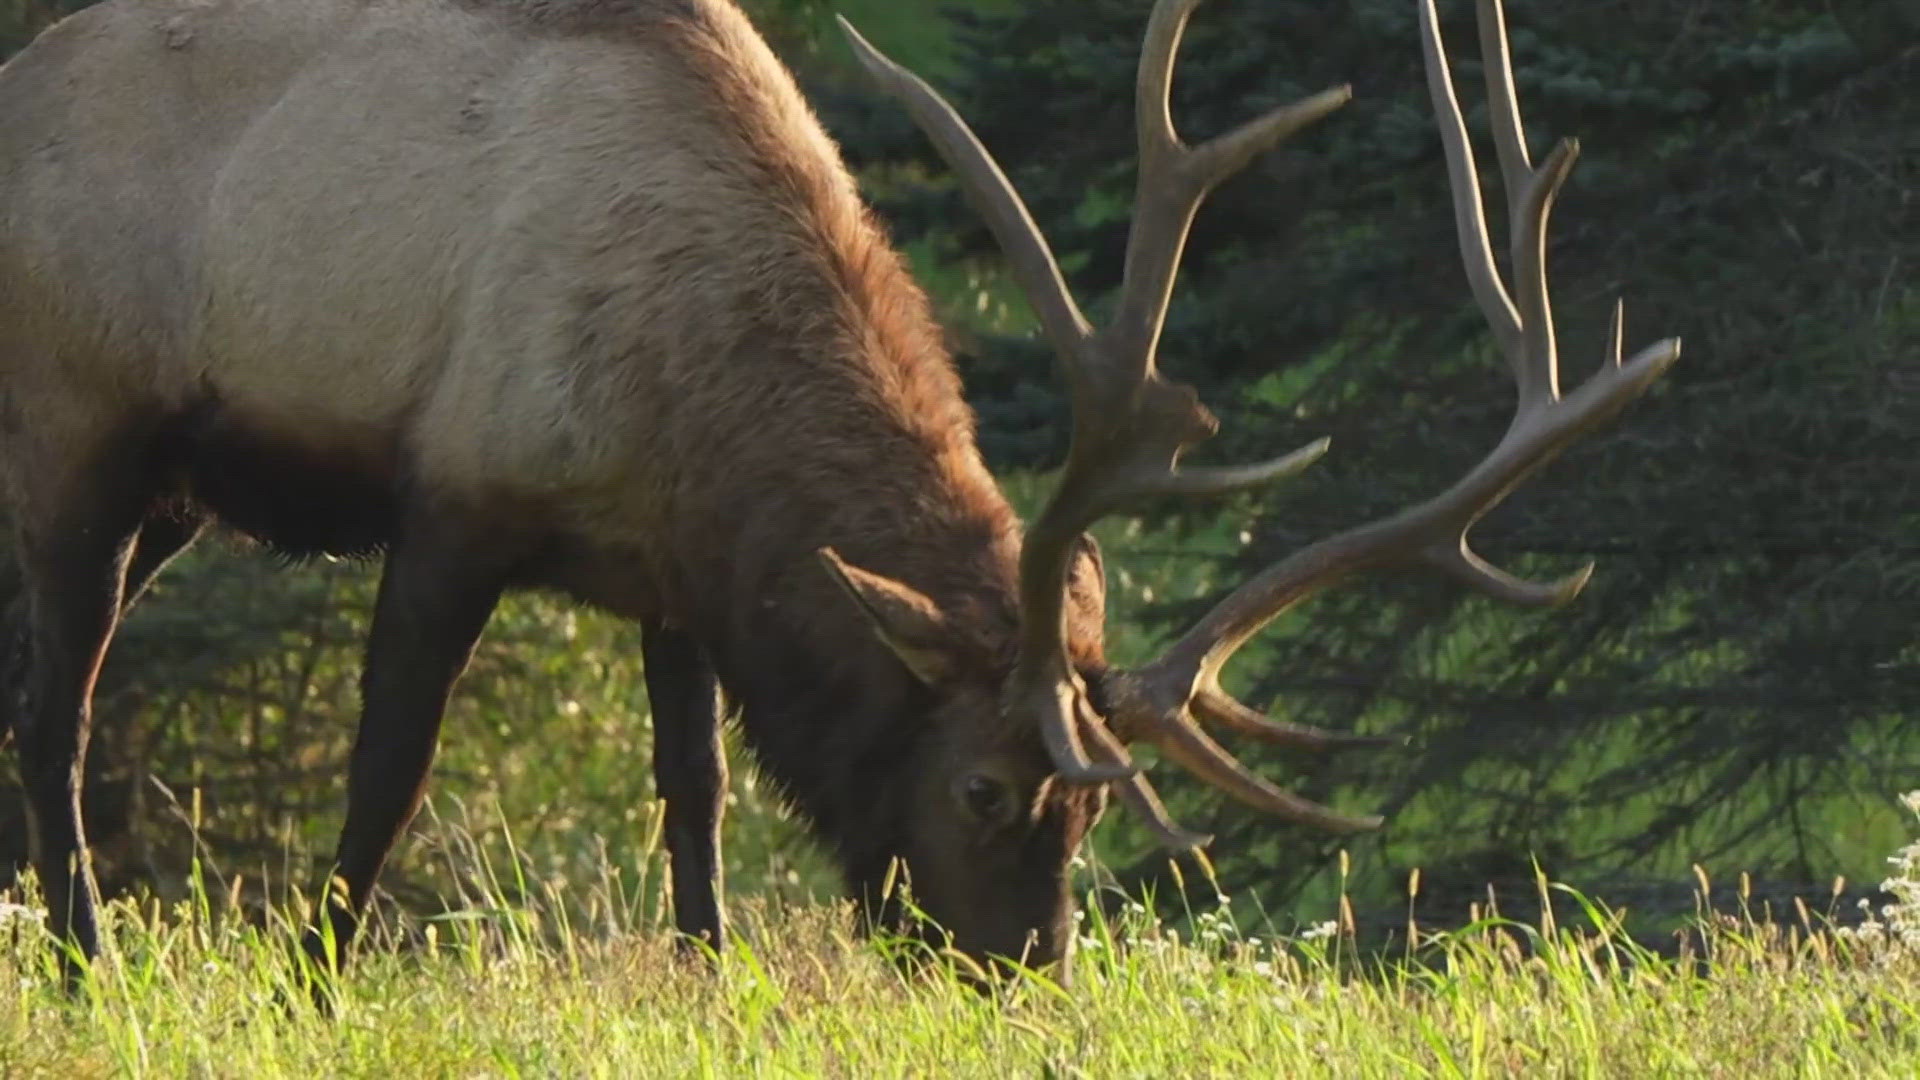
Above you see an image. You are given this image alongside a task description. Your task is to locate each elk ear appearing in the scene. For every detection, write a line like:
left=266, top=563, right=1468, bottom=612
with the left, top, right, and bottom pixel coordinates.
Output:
left=1066, top=534, right=1107, bottom=629
left=817, top=547, right=957, bottom=685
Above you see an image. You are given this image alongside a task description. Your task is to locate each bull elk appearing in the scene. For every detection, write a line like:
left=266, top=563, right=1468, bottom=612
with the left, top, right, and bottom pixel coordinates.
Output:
left=0, top=0, right=1677, bottom=985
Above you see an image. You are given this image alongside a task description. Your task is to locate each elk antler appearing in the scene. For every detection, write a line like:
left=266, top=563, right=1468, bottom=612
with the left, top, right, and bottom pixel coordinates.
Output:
left=840, top=2, right=1340, bottom=791
left=842, top=0, right=1680, bottom=846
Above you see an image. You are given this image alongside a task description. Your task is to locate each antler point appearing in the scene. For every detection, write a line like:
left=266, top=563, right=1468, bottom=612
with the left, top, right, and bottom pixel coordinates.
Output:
left=833, top=13, right=863, bottom=46
left=835, top=15, right=894, bottom=78
left=1555, top=561, right=1597, bottom=605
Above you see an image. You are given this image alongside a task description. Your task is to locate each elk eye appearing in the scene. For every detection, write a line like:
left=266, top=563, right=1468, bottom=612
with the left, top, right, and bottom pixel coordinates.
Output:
left=961, top=773, right=1011, bottom=825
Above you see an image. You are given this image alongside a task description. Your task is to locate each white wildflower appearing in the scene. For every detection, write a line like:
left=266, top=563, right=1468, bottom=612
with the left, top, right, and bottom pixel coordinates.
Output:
left=1839, top=791, right=1920, bottom=961
left=1880, top=791, right=1920, bottom=951
left=0, top=903, right=43, bottom=926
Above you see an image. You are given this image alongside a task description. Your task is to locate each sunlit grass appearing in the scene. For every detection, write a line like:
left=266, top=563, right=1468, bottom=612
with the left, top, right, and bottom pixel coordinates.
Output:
left=3, top=801, right=1918, bottom=1078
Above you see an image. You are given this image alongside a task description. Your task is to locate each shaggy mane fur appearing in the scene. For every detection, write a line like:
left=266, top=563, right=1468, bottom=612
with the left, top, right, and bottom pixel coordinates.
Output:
left=456, top=0, right=981, bottom=458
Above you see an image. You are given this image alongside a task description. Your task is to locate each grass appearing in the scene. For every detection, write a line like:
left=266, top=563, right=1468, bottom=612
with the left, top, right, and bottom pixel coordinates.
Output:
left=3, top=811, right=1919, bottom=1080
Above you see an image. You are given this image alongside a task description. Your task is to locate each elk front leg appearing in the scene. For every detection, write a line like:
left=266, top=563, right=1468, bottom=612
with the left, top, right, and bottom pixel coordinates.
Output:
left=8, top=436, right=153, bottom=987
left=304, top=511, right=507, bottom=976
left=1, top=510, right=202, bottom=750
left=641, top=620, right=728, bottom=951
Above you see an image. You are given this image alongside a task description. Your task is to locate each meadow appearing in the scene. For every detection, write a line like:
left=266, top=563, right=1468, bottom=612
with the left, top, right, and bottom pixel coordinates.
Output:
left=0, top=0, right=1912, bottom=1075
left=3, top=794, right=1916, bottom=1078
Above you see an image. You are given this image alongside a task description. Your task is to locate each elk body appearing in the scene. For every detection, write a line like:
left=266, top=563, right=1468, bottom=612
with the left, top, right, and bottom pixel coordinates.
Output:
left=0, top=0, right=1677, bottom=986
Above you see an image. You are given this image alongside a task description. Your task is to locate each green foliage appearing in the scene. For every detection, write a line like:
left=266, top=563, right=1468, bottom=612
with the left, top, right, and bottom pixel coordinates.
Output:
left=835, top=0, right=1920, bottom=916
left=759, top=0, right=1019, bottom=78
left=0, top=1, right=79, bottom=55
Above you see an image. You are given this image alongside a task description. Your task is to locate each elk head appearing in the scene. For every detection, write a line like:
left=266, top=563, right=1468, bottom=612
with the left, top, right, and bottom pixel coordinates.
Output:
left=832, top=0, right=1680, bottom=977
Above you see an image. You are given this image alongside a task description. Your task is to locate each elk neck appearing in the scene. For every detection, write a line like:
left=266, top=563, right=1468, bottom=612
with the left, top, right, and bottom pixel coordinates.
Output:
left=659, top=319, right=1030, bottom=860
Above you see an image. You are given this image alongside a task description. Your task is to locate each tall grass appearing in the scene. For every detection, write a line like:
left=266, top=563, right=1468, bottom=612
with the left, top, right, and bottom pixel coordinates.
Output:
left=2, top=794, right=1916, bottom=1077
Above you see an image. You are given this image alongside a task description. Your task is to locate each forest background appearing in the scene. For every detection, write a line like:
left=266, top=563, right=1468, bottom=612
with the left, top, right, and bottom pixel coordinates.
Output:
left=1, top=0, right=1914, bottom=941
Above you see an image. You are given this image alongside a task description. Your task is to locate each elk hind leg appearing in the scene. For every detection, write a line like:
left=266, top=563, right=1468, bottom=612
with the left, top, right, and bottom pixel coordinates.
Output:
left=302, top=509, right=509, bottom=979
left=1, top=510, right=204, bottom=752
left=8, top=431, right=155, bottom=986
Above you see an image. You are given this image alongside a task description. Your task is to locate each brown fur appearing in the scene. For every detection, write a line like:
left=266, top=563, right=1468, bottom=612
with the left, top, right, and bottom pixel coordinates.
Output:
left=0, top=0, right=1106, bottom=974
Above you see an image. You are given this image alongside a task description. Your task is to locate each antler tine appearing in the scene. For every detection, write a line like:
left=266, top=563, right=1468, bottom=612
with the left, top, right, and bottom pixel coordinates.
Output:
left=1425, top=0, right=1577, bottom=406
left=1148, top=711, right=1384, bottom=833
left=1469, top=0, right=1575, bottom=401
left=1607, top=298, right=1626, bottom=368
left=1192, top=684, right=1403, bottom=753
left=836, top=16, right=1094, bottom=368
left=1419, top=0, right=1524, bottom=375
left=1474, top=0, right=1533, bottom=204
left=1113, top=0, right=1352, bottom=366
left=1083, top=717, right=1212, bottom=850
left=1103, top=0, right=1680, bottom=828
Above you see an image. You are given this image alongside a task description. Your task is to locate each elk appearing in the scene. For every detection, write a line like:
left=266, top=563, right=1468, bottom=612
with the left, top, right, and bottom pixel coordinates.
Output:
left=0, top=0, right=1676, bottom=986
